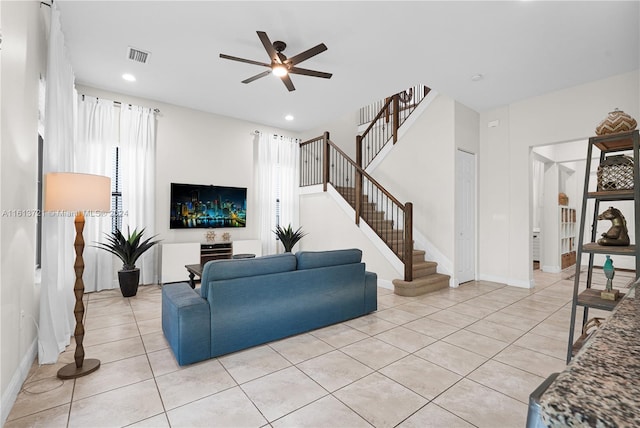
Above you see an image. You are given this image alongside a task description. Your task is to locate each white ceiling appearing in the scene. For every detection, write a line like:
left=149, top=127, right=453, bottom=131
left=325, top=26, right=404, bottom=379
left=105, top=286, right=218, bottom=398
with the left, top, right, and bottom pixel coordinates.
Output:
left=56, top=1, right=639, bottom=133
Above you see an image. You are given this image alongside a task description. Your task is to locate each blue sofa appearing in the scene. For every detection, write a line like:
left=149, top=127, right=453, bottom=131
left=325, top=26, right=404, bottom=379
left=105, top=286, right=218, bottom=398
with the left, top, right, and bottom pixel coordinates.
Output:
left=162, top=248, right=378, bottom=365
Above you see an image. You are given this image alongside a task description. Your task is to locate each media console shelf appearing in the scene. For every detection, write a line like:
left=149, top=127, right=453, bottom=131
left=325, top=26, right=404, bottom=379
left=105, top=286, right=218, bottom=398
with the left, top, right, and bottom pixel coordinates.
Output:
left=201, top=242, right=233, bottom=265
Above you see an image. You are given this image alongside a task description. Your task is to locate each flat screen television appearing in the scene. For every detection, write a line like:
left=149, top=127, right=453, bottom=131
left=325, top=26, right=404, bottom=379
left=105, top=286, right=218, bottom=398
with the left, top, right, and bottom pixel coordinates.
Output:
left=170, top=183, right=247, bottom=229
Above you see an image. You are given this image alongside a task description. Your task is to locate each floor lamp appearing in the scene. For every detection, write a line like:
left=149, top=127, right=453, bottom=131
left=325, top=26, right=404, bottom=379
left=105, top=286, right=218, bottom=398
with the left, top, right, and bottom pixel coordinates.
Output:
left=45, top=172, right=111, bottom=379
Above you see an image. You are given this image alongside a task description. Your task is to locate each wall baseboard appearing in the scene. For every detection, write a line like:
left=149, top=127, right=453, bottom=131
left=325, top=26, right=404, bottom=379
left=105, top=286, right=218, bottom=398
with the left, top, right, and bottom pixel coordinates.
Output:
left=478, top=273, right=534, bottom=289
left=1, top=338, right=37, bottom=425
left=542, top=265, right=561, bottom=274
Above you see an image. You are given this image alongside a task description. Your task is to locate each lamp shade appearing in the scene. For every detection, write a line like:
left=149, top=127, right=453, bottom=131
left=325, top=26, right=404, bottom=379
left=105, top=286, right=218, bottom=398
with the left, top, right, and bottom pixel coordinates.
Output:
left=44, top=172, right=111, bottom=212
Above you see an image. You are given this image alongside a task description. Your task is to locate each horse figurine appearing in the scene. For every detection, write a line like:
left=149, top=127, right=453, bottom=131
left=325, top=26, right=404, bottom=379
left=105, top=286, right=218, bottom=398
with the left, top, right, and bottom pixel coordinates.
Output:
left=597, top=206, right=630, bottom=246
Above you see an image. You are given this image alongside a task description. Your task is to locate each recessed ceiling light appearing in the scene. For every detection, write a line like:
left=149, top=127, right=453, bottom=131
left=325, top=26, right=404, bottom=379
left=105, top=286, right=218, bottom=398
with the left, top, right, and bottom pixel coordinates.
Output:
left=122, top=73, right=136, bottom=82
left=285, top=115, right=294, bottom=121
left=471, top=74, right=483, bottom=82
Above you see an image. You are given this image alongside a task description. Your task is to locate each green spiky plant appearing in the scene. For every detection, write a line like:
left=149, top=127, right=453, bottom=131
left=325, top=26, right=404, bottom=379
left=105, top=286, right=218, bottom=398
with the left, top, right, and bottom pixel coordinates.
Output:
left=95, top=227, right=161, bottom=271
left=273, top=224, right=307, bottom=252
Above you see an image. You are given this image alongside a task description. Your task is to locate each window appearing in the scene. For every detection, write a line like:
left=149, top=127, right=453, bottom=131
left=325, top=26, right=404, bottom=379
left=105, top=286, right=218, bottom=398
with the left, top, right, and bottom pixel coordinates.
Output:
left=111, top=146, right=123, bottom=233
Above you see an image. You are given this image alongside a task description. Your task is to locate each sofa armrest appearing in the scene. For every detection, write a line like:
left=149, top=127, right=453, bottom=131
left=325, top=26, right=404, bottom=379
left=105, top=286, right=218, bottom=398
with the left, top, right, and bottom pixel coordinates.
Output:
left=162, top=282, right=211, bottom=365
left=364, top=271, right=378, bottom=313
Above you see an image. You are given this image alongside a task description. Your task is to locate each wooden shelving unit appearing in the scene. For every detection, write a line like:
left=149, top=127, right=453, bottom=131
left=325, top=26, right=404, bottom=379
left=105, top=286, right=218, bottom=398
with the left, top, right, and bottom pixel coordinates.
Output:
left=559, top=206, right=576, bottom=270
left=566, top=130, right=640, bottom=363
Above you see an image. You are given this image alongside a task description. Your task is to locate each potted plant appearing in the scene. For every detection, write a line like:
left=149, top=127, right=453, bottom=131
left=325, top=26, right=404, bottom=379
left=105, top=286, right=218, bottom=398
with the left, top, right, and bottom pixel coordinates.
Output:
left=273, top=224, right=307, bottom=252
left=95, top=227, right=161, bottom=297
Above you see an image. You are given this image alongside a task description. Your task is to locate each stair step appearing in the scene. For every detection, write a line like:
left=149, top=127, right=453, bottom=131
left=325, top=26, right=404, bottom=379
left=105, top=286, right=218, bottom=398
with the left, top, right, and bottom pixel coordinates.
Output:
left=361, top=211, right=385, bottom=221
left=413, top=249, right=426, bottom=264
left=367, top=219, right=395, bottom=229
left=392, top=273, right=450, bottom=297
left=413, top=260, right=437, bottom=278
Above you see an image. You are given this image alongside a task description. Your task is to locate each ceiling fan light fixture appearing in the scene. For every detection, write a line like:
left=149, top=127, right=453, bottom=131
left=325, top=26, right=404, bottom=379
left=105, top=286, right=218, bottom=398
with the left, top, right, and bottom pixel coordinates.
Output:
left=220, top=31, right=331, bottom=91
left=272, top=65, right=288, bottom=77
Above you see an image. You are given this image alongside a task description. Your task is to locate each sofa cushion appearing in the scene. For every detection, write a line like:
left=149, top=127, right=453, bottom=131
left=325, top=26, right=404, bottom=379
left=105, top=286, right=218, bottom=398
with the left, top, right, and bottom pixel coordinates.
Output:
left=296, top=249, right=362, bottom=270
left=200, top=253, right=297, bottom=299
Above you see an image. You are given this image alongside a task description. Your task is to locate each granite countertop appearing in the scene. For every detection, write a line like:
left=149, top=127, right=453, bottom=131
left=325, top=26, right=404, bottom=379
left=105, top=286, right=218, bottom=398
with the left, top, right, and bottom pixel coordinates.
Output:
left=540, top=283, right=640, bottom=427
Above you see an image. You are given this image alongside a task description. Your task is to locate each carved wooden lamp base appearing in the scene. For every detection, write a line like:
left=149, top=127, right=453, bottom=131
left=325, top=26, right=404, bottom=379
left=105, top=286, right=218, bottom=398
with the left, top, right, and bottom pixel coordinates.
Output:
left=56, top=211, right=101, bottom=380
left=57, top=358, right=101, bottom=379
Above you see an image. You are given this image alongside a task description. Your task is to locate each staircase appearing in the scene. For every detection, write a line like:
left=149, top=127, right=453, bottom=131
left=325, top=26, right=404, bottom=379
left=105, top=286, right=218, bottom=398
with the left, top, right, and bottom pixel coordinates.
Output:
left=392, top=250, right=450, bottom=296
left=300, top=85, right=450, bottom=296
left=336, top=185, right=450, bottom=296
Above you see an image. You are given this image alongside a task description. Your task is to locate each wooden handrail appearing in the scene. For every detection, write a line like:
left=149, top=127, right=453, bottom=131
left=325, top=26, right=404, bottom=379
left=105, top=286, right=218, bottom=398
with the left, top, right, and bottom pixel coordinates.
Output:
left=299, top=84, right=429, bottom=283
left=393, top=95, right=399, bottom=144
left=326, top=138, right=406, bottom=209
left=300, top=132, right=413, bottom=281
left=358, top=85, right=431, bottom=168
left=361, top=96, right=394, bottom=137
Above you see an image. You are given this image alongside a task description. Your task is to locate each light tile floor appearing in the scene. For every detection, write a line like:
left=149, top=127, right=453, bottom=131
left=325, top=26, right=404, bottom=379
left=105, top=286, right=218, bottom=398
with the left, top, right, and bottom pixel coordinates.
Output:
left=6, top=268, right=635, bottom=427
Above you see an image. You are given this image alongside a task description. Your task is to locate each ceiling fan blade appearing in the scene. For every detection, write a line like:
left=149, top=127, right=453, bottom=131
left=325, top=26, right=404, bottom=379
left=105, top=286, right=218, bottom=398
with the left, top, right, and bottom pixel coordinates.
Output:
left=257, top=31, right=280, bottom=63
left=242, top=70, right=272, bottom=84
left=220, top=53, right=271, bottom=68
left=286, top=43, right=327, bottom=66
left=289, top=67, right=332, bottom=79
left=281, top=74, right=296, bottom=92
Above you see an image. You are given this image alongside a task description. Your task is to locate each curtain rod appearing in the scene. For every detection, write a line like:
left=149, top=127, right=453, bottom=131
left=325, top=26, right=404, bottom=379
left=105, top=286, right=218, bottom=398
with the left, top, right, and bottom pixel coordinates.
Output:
left=81, top=94, right=160, bottom=114
left=254, top=130, right=299, bottom=140
left=114, top=100, right=160, bottom=114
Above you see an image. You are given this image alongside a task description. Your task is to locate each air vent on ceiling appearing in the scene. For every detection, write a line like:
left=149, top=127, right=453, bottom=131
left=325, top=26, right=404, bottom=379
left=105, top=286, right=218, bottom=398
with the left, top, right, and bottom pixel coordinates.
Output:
left=127, top=46, right=150, bottom=64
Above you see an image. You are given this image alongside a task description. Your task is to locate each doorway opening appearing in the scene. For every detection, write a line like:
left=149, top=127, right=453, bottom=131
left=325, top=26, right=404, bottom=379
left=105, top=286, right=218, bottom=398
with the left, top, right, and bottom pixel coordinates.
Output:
left=530, top=140, right=586, bottom=275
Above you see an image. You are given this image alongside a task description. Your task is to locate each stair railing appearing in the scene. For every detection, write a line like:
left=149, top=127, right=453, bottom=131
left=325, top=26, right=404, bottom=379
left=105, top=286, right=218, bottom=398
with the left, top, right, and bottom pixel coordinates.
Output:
left=300, top=132, right=413, bottom=281
left=358, top=85, right=430, bottom=169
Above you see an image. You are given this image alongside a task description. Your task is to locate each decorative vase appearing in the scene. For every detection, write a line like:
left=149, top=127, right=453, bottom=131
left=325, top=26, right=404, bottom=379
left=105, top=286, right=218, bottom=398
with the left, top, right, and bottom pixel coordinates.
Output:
left=118, top=268, right=140, bottom=297
left=595, top=109, right=637, bottom=135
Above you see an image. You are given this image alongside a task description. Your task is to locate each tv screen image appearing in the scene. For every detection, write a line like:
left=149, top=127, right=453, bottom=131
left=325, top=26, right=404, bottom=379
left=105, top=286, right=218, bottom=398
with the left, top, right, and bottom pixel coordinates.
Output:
left=170, top=183, right=247, bottom=229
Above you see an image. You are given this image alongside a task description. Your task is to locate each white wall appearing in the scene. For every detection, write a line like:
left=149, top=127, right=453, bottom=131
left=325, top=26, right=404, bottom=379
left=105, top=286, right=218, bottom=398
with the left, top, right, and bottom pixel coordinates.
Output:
left=455, top=102, right=480, bottom=154
left=479, top=70, right=640, bottom=287
left=301, top=95, right=482, bottom=285
left=297, top=94, right=470, bottom=283
left=1, top=1, right=47, bottom=422
left=300, top=110, right=359, bottom=159
left=542, top=163, right=560, bottom=272
left=372, top=95, right=457, bottom=270
left=75, top=85, right=293, bottom=248
left=299, top=191, right=399, bottom=283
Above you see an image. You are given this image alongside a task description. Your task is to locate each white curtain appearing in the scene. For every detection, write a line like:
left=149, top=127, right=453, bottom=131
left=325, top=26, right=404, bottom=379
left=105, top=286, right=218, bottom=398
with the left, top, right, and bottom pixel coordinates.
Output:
left=75, top=97, right=118, bottom=291
left=532, top=158, right=545, bottom=230
left=120, top=105, right=158, bottom=285
left=38, top=4, right=77, bottom=364
left=255, top=133, right=300, bottom=255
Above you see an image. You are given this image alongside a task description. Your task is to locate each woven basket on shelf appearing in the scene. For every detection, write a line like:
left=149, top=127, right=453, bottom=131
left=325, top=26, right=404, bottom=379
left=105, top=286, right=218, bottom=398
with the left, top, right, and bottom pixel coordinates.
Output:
left=597, top=155, right=634, bottom=191
left=595, top=109, right=637, bottom=135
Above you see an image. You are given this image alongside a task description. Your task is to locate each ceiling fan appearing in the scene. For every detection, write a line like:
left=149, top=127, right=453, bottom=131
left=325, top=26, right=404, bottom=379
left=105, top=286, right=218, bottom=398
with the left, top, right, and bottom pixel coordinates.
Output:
left=220, top=31, right=332, bottom=92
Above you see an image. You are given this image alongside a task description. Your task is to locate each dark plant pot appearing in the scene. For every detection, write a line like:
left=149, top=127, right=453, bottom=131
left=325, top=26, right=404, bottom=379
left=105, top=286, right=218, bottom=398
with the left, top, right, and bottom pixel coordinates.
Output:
left=118, top=268, right=140, bottom=297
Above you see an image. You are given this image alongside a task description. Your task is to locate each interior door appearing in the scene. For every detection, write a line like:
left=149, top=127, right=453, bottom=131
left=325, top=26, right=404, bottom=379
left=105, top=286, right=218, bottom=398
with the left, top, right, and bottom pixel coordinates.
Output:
left=456, top=150, right=476, bottom=284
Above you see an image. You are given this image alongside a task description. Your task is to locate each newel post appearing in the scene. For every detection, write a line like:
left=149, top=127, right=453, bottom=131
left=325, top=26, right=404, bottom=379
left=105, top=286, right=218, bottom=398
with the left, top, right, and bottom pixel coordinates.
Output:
left=355, top=135, right=363, bottom=225
left=323, top=131, right=330, bottom=192
left=393, top=94, right=400, bottom=144
left=404, top=202, right=413, bottom=281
